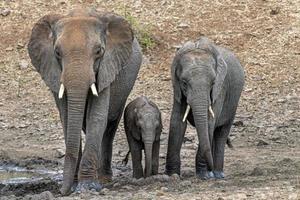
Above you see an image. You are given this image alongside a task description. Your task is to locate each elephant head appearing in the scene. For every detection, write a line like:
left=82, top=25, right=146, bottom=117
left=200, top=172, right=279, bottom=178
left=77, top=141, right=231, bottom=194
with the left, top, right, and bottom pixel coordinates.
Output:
left=172, top=37, right=227, bottom=171
left=28, top=8, right=133, bottom=194
left=133, top=101, right=162, bottom=177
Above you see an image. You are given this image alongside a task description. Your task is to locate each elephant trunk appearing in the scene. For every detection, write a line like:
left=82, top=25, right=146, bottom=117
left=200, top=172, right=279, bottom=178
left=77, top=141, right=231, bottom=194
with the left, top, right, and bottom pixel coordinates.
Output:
left=60, top=60, right=96, bottom=195
left=60, top=89, right=88, bottom=195
left=189, top=93, right=213, bottom=171
left=144, top=142, right=153, bottom=178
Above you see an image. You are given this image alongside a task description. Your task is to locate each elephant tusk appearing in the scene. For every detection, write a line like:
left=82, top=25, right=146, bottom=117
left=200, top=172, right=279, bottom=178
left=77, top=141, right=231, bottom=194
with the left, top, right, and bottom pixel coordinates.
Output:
left=183, top=105, right=190, bottom=122
left=58, top=84, right=64, bottom=99
left=91, top=83, right=98, bottom=97
left=209, top=106, right=215, bottom=119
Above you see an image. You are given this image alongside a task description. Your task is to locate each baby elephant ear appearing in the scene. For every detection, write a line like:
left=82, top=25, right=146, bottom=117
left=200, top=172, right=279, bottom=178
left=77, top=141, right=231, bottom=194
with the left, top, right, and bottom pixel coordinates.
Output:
left=95, top=12, right=134, bottom=92
left=28, top=14, right=64, bottom=93
left=212, top=56, right=227, bottom=104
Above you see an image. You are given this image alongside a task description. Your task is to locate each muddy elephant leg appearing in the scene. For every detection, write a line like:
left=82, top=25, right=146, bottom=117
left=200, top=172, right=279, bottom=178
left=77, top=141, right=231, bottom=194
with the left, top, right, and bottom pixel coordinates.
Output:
left=129, top=139, right=143, bottom=179
left=152, top=140, right=160, bottom=175
left=166, top=100, right=188, bottom=175
left=76, top=88, right=110, bottom=192
left=98, top=113, right=123, bottom=183
left=195, top=146, right=214, bottom=179
left=213, top=123, right=232, bottom=179
left=195, top=120, right=215, bottom=180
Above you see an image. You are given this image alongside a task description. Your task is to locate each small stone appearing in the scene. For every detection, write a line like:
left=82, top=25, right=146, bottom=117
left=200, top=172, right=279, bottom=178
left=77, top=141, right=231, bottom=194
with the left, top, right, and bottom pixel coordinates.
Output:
left=17, top=42, right=25, bottom=49
left=5, top=46, right=13, bottom=51
left=113, top=182, right=121, bottom=187
left=270, top=7, right=280, bottom=15
left=180, top=180, right=192, bottom=186
left=54, top=148, right=65, bottom=158
left=177, top=22, right=189, bottom=28
left=19, top=59, right=29, bottom=70
left=170, top=173, right=180, bottom=181
left=121, top=185, right=133, bottom=190
left=156, top=191, right=165, bottom=196
left=250, top=167, right=265, bottom=176
left=277, top=98, right=286, bottom=103
left=160, top=186, right=168, bottom=192
left=0, top=8, right=11, bottom=16
left=99, top=188, right=109, bottom=195
left=233, top=121, right=244, bottom=126
left=257, top=139, right=269, bottom=146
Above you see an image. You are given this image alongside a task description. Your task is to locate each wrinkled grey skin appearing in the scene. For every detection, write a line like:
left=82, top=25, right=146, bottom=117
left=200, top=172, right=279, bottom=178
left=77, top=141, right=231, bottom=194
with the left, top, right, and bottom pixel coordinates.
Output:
left=27, top=8, right=142, bottom=195
left=166, top=37, right=244, bottom=179
left=124, top=96, right=162, bottom=179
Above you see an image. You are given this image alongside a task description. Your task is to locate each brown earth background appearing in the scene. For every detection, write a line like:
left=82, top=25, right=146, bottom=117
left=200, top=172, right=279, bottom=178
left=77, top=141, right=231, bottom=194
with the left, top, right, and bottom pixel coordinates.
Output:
left=0, top=0, right=299, bottom=199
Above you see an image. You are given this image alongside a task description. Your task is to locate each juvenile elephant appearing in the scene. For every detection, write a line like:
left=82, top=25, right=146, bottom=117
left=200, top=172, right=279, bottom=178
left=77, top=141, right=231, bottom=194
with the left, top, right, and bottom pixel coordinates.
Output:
left=28, top=8, right=142, bottom=195
left=124, top=96, right=162, bottom=178
left=165, top=37, right=244, bottom=179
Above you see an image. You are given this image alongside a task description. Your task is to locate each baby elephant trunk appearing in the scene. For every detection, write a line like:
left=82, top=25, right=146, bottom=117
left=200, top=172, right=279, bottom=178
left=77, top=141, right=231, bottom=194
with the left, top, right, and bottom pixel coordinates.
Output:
left=144, top=142, right=153, bottom=177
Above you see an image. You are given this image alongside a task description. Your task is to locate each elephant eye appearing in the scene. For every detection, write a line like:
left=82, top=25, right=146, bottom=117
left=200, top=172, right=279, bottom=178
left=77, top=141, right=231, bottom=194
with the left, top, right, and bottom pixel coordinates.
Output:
left=54, top=47, right=62, bottom=60
left=95, top=46, right=104, bottom=58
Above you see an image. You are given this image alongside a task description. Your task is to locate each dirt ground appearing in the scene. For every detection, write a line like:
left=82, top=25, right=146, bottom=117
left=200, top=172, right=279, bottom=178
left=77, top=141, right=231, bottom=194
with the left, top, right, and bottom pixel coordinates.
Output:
left=0, top=0, right=299, bottom=199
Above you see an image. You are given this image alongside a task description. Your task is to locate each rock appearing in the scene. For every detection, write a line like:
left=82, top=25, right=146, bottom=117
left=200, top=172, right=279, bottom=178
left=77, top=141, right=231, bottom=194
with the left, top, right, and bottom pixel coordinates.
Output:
left=99, top=188, right=109, bottom=195
left=5, top=47, right=13, bottom=51
left=0, top=8, right=11, bottom=16
left=17, top=42, right=25, bottom=49
left=177, top=22, right=189, bottom=28
left=122, top=185, right=133, bottom=190
left=270, top=7, right=280, bottom=15
left=250, top=167, right=265, bottom=176
left=160, top=186, right=168, bottom=192
left=170, top=173, right=180, bottom=181
left=233, top=120, right=244, bottom=127
left=257, top=139, right=269, bottom=146
left=180, top=180, right=192, bottom=186
left=19, top=59, right=29, bottom=70
left=113, top=182, right=121, bottom=187
left=154, top=174, right=170, bottom=182
left=156, top=191, right=165, bottom=196
left=54, top=148, right=65, bottom=158
left=24, top=191, right=54, bottom=200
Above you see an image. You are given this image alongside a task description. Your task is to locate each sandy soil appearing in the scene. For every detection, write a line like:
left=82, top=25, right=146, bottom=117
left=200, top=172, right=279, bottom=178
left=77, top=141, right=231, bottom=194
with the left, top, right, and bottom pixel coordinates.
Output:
left=0, top=0, right=299, bottom=199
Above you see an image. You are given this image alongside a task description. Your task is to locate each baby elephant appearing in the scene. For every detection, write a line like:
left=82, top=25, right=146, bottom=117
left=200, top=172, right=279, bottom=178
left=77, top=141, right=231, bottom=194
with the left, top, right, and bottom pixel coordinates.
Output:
left=124, top=96, right=162, bottom=178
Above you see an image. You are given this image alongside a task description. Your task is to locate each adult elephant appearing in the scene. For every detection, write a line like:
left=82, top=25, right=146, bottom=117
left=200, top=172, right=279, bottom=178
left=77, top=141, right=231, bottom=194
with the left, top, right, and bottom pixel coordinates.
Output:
left=28, top=8, right=142, bottom=195
left=165, top=37, right=244, bottom=179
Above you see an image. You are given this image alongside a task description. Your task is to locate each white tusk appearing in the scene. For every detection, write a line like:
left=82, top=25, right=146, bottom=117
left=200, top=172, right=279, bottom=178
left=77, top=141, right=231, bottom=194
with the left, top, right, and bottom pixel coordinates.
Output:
left=91, top=83, right=98, bottom=97
left=209, top=106, right=215, bottom=119
left=58, top=84, right=64, bottom=99
left=182, top=105, right=190, bottom=122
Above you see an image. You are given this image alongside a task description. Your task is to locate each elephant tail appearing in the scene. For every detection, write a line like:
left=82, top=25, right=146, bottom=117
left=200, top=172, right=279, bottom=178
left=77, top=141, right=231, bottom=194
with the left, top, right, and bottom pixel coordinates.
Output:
left=226, top=137, right=234, bottom=149
left=122, top=150, right=131, bottom=166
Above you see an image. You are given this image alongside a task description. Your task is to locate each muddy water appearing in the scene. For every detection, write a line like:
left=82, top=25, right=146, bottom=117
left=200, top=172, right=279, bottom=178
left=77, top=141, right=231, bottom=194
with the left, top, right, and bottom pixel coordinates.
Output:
left=0, top=164, right=62, bottom=196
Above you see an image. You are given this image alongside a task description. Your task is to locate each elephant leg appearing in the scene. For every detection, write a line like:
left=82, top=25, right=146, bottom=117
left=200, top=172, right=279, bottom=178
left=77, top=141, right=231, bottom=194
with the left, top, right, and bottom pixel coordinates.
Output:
left=152, top=140, right=160, bottom=175
left=130, top=140, right=143, bottom=179
left=195, top=146, right=214, bottom=180
left=76, top=88, right=110, bottom=192
left=166, top=100, right=187, bottom=175
left=213, top=123, right=232, bottom=179
left=98, top=114, right=123, bottom=183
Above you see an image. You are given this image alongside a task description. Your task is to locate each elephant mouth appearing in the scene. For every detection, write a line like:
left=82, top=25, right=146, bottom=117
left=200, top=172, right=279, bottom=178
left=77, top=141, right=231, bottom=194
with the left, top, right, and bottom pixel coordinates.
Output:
left=58, top=82, right=99, bottom=99
left=182, top=104, right=215, bottom=122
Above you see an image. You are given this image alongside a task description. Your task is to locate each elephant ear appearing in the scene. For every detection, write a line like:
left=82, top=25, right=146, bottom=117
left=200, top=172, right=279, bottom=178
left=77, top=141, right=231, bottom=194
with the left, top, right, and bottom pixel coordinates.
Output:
left=96, top=12, right=134, bottom=92
left=211, top=55, right=227, bottom=104
left=172, top=41, right=196, bottom=103
left=28, top=14, right=63, bottom=93
left=196, top=37, right=228, bottom=104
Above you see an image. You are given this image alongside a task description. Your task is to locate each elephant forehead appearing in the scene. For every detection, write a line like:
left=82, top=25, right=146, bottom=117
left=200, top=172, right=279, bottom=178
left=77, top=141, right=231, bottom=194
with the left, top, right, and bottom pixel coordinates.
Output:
left=56, top=17, right=103, bottom=48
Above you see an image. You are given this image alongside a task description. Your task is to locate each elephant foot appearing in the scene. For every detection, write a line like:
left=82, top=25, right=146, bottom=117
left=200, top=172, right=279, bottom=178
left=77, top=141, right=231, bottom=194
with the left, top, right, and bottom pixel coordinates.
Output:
left=98, top=174, right=112, bottom=184
left=196, top=169, right=214, bottom=180
left=213, top=171, right=225, bottom=179
left=75, top=180, right=103, bottom=193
